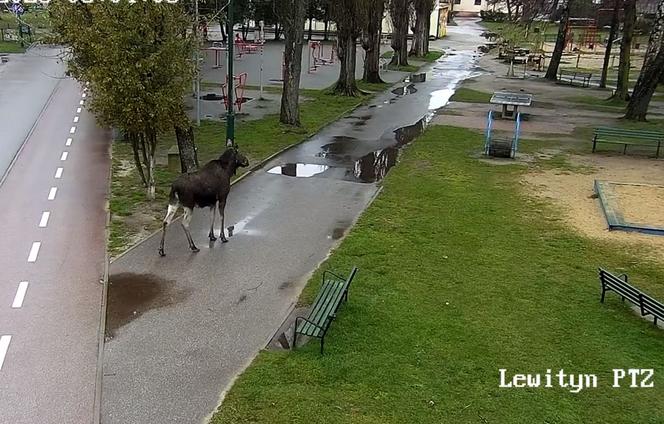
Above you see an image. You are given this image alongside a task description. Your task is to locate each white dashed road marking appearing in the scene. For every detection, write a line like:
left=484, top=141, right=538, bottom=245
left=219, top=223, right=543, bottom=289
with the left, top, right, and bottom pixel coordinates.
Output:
left=70, top=126, right=76, bottom=134
left=27, top=242, right=41, bottom=263
left=12, top=282, right=29, bottom=308
left=55, top=168, right=63, bottom=179
left=48, top=187, right=57, bottom=200
left=39, top=212, right=50, bottom=228
left=0, top=336, right=11, bottom=370
left=79, top=100, right=84, bottom=105
left=73, top=116, right=79, bottom=123
left=61, top=152, right=68, bottom=161
left=82, top=93, right=86, bottom=98
left=76, top=107, right=81, bottom=114
left=66, top=138, right=72, bottom=146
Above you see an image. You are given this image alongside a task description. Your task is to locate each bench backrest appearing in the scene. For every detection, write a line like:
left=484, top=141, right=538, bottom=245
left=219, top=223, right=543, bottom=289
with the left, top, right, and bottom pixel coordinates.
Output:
left=599, top=268, right=641, bottom=304
left=594, top=127, right=664, bottom=142
left=640, top=292, right=664, bottom=319
left=559, top=69, right=591, bottom=77
left=342, top=267, right=358, bottom=293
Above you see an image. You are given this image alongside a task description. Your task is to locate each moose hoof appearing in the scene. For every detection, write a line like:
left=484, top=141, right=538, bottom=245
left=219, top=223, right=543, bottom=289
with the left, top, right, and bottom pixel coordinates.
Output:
left=191, top=246, right=200, bottom=253
left=209, top=235, right=217, bottom=242
left=158, top=249, right=165, bottom=257
left=221, top=238, right=229, bottom=243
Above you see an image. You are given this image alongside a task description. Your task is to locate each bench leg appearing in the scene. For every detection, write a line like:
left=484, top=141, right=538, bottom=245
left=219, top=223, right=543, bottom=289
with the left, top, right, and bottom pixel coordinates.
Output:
left=600, top=287, right=606, bottom=303
left=657, top=142, right=660, bottom=158
left=655, top=316, right=659, bottom=326
left=623, top=144, right=627, bottom=155
left=592, top=136, right=597, bottom=153
left=292, top=328, right=298, bottom=350
left=320, top=336, right=325, bottom=355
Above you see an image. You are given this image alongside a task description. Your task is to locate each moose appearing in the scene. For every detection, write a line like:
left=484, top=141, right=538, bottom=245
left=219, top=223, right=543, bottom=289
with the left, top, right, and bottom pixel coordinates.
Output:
left=158, top=141, right=249, bottom=257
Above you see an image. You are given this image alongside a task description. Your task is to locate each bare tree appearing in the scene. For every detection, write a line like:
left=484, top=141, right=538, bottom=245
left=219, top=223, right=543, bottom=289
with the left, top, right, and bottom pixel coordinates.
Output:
left=600, top=0, right=621, bottom=88
left=361, top=0, right=386, bottom=83
left=624, top=0, right=664, bottom=120
left=389, top=0, right=411, bottom=66
left=278, top=0, right=308, bottom=126
left=410, top=0, right=434, bottom=56
left=614, top=0, right=637, bottom=100
left=330, top=0, right=362, bottom=95
left=545, top=0, right=572, bottom=80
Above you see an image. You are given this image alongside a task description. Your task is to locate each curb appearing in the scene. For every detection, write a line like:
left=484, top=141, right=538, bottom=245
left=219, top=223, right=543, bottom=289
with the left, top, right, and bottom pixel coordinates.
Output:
left=93, top=138, right=113, bottom=424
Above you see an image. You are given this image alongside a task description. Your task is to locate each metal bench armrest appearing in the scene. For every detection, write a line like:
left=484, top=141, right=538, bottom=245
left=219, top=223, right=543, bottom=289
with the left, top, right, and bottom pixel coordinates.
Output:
left=323, top=270, right=346, bottom=282
left=295, top=316, right=324, bottom=332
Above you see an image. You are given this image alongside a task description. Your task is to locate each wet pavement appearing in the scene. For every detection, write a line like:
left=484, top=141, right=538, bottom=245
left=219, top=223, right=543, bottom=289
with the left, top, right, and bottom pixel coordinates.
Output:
left=0, top=75, right=109, bottom=423
left=102, top=18, right=486, bottom=424
left=0, top=46, right=65, bottom=182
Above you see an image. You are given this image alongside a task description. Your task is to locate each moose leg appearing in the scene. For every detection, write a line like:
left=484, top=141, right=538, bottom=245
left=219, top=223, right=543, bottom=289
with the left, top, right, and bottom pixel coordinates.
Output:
left=159, top=203, right=179, bottom=257
left=182, top=207, right=199, bottom=252
left=218, top=200, right=228, bottom=243
left=208, top=204, right=217, bottom=241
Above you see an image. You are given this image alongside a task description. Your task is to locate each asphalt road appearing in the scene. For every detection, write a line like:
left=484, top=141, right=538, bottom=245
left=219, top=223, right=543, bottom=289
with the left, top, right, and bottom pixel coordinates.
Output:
left=0, top=47, right=65, bottom=182
left=0, top=67, right=110, bottom=423
left=102, top=19, right=485, bottom=424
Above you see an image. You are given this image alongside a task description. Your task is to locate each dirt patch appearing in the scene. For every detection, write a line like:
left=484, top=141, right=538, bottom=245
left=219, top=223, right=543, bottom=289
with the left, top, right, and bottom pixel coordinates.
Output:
left=523, top=154, right=664, bottom=259
left=116, top=159, right=135, bottom=178
left=613, top=184, right=664, bottom=227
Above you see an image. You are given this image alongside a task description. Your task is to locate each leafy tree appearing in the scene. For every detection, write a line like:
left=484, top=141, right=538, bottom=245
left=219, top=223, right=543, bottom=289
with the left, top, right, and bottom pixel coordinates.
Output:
left=625, top=0, right=664, bottom=120
left=50, top=2, right=197, bottom=199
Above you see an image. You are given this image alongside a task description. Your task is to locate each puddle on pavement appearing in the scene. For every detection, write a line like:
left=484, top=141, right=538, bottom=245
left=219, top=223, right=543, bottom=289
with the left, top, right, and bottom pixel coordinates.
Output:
left=391, top=84, right=418, bottom=96
left=317, top=136, right=358, bottom=160
left=105, top=273, right=192, bottom=340
left=267, top=163, right=329, bottom=177
left=353, top=117, right=428, bottom=183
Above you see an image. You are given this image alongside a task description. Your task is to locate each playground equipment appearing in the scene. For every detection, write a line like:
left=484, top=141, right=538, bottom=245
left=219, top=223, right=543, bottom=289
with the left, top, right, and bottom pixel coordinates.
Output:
left=567, top=18, right=598, bottom=51
left=221, top=73, right=248, bottom=112
left=308, top=41, right=336, bottom=73
left=484, top=110, right=521, bottom=159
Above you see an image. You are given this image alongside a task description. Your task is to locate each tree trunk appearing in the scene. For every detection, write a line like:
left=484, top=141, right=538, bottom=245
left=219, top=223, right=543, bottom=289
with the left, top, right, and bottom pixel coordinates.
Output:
left=506, top=0, right=513, bottom=21
left=280, top=0, right=307, bottom=125
left=363, top=0, right=385, bottom=83
left=129, top=132, right=147, bottom=187
left=274, top=23, right=282, bottom=40
left=219, top=17, right=227, bottom=43
left=324, top=20, right=329, bottom=41
left=625, top=0, right=664, bottom=121
left=614, top=0, right=637, bottom=101
left=599, top=0, right=620, bottom=88
left=389, top=0, right=410, bottom=66
left=544, top=0, right=571, bottom=80
left=174, top=124, right=198, bottom=173
left=335, top=32, right=359, bottom=95
left=410, top=4, right=428, bottom=57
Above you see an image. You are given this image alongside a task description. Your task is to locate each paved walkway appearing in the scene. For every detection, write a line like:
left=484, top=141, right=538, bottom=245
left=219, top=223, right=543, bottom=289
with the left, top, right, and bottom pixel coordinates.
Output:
left=101, top=18, right=486, bottom=424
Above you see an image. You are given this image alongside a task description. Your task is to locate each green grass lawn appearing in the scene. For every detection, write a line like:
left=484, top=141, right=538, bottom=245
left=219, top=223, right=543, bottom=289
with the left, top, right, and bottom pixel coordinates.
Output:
left=0, top=40, right=24, bottom=53
left=450, top=87, right=491, bottom=103
left=109, top=90, right=373, bottom=257
left=564, top=94, right=627, bottom=113
left=211, top=125, right=664, bottom=423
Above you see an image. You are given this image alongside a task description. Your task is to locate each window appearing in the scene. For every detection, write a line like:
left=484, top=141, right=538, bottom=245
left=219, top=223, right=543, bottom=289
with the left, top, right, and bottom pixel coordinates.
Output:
left=474, top=0, right=481, bottom=4
left=454, top=0, right=460, bottom=4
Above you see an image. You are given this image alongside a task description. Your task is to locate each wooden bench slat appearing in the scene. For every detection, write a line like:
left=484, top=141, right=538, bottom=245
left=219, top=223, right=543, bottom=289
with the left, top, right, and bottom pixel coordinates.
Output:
left=299, top=281, right=341, bottom=335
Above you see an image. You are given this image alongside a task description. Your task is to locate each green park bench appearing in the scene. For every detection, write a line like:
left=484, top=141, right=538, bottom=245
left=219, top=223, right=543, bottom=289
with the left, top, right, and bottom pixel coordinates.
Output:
left=293, top=266, right=358, bottom=354
left=558, top=69, right=592, bottom=87
left=592, top=127, right=664, bottom=158
left=599, top=268, right=664, bottom=326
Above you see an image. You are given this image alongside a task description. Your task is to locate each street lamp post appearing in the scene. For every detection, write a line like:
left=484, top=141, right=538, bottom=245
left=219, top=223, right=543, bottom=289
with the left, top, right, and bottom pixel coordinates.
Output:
left=226, top=0, right=235, bottom=144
